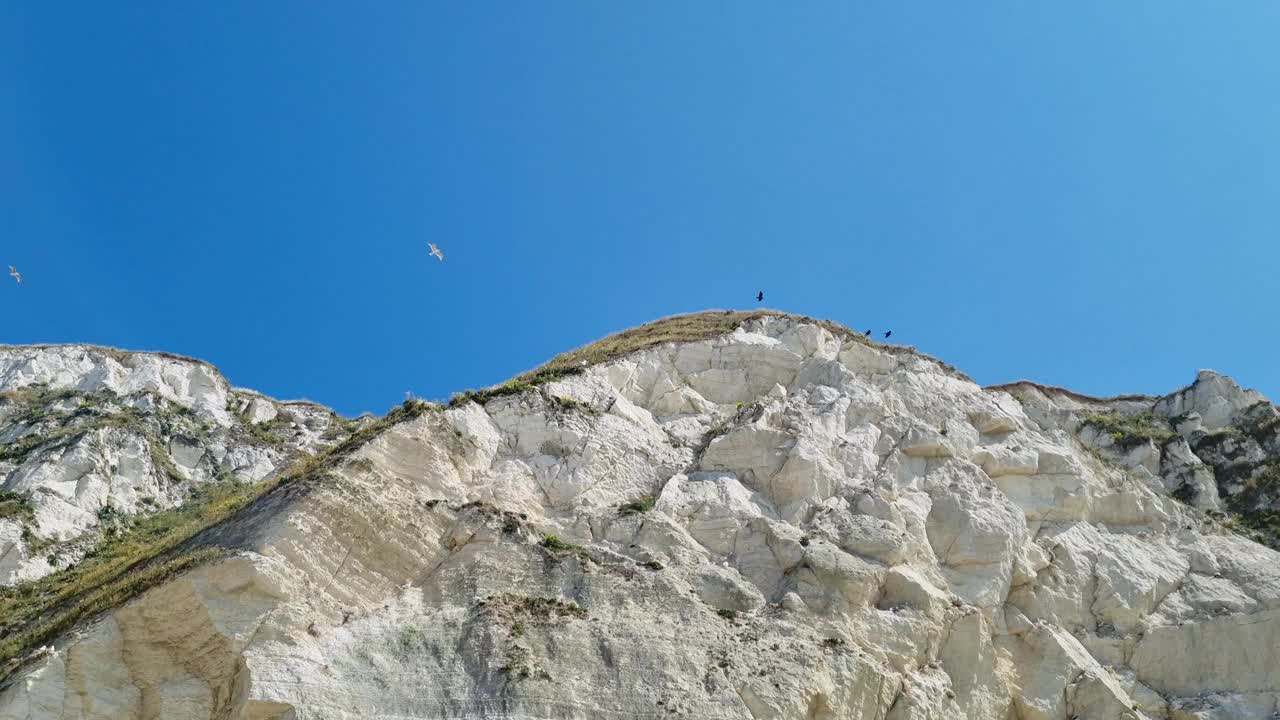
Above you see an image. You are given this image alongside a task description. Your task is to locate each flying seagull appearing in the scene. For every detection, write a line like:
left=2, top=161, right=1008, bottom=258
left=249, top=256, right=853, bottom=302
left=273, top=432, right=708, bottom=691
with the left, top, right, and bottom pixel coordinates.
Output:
left=756, top=290, right=763, bottom=302
left=8, top=266, right=19, bottom=285
left=427, top=243, right=444, bottom=262
left=883, top=330, right=892, bottom=339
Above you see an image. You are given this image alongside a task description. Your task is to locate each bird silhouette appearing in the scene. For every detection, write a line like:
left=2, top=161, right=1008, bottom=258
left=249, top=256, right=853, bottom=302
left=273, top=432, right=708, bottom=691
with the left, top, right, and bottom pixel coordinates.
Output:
left=863, top=329, right=871, bottom=337
left=8, top=266, right=20, bottom=285
left=883, top=330, right=892, bottom=339
left=427, top=243, right=444, bottom=262
left=756, top=291, right=763, bottom=302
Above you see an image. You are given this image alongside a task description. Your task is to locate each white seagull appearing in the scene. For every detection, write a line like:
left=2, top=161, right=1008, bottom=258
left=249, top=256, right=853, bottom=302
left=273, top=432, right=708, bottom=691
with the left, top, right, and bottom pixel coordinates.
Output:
left=8, top=266, right=20, bottom=284
left=427, top=243, right=444, bottom=262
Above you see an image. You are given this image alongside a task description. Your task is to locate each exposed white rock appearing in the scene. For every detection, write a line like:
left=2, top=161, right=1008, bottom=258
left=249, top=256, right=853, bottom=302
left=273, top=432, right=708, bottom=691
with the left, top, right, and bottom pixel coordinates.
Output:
left=2, top=317, right=1280, bottom=719
left=0, top=345, right=349, bottom=585
left=0, top=346, right=234, bottom=426
left=1155, top=370, right=1266, bottom=432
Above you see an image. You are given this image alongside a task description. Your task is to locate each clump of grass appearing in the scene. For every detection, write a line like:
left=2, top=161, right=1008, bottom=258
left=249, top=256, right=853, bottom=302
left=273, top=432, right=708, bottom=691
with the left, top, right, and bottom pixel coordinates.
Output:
left=547, top=394, right=598, bottom=415
left=617, top=496, right=655, bottom=517
left=0, top=396, right=437, bottom=682
left=0, top=491, right=35, bottom=524
left=1081, top=411, right=1175, bottom=448
left=241, top=415, right=294, bottom=447
left=540, top=533, right=591, bottom=563
left=541, top=534, right=579, bottom=552
left=716, top=608, right=738, bottom=621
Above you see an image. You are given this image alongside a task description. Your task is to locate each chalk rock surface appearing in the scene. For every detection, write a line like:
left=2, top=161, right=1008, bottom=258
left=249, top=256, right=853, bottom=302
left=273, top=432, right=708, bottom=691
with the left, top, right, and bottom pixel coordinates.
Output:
left=0, top=345, right=350, bottom=585
left=2, top=313, right=1279, bottom=720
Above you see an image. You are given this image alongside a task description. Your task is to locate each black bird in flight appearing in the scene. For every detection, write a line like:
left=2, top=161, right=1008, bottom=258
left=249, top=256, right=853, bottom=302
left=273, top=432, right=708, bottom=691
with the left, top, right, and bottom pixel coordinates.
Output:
left=756, top=290, right=763, bottom=302
left=863, top=329, right=871, bottom=337
left=883, top=330, right=892, bottom=339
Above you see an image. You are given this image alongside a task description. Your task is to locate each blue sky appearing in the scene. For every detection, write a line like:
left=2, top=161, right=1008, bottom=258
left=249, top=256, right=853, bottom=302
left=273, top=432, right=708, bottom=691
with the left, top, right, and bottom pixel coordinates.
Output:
left=2, top=3, right=1278, bottom=417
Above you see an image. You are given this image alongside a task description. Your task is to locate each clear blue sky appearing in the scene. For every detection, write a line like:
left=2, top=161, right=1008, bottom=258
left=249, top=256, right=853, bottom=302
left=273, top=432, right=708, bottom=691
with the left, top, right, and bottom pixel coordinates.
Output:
left=3, top=3, right=1278, bottom=417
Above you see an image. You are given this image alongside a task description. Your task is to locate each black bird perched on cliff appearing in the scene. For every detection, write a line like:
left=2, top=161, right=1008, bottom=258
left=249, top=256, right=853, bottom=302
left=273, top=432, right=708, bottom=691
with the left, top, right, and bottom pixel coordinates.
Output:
left=756, top=290, right=763, bottom=302
left=883, top=330, right=892, bottom=339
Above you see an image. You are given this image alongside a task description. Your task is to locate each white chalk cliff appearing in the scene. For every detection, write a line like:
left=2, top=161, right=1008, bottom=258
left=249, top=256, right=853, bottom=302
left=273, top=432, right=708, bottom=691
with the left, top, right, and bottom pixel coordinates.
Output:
left=0, top=345, right=351, bottom=586
left=1, top=312, right=1279, bottom=720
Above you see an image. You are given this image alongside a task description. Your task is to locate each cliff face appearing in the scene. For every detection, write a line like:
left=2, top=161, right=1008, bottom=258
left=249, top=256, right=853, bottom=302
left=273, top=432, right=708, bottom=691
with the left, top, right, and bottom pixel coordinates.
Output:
left=0, top=345, right=351, bottom=586
left=1, top=313, right=1279, bottom=720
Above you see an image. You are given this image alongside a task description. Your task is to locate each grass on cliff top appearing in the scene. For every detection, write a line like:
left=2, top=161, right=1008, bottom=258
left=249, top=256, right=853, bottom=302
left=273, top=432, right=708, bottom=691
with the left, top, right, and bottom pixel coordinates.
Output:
left=449, top=310, right=871, bottom=407
left=0, top=399, right=436, bottom=683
